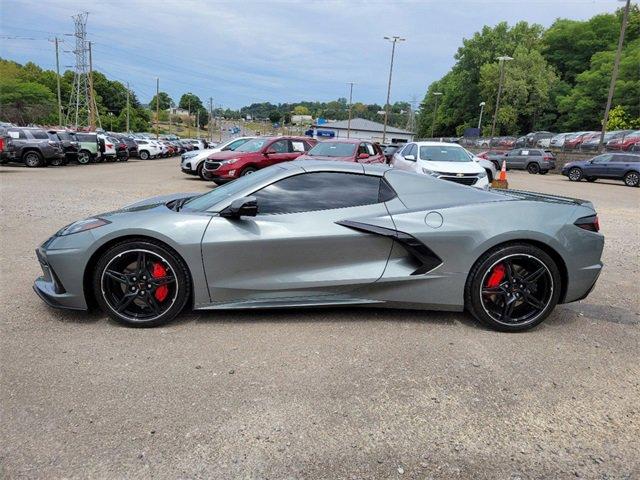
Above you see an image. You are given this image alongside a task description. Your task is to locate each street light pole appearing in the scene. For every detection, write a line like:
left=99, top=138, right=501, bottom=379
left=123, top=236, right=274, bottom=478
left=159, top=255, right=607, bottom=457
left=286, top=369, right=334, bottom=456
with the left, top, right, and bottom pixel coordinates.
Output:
left=598, top=0, right=631, bottom=152
left=489, top=55, right=513, bottom=150
left=478, top=101, right=486, bottom=131
left=347, top=82, right=355, bottom=138
left=431, top=92, right=443, bottom=138
left=382, top=35, right=405, bottom=143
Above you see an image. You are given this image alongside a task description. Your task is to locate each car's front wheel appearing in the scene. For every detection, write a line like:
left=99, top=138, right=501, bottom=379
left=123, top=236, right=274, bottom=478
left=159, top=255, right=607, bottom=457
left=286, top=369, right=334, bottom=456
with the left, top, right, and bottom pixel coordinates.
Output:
left=139, top=150, right=150, bottom=160
left=624, top=171, right=639, bottom=187
left=240, top=166, right=257, bottom=176
left=196, top=162, right=207, bottom=180
left=92, top=239, right=191, bottom=327
left=568, top=167, right=583, bottom=181
left=465, top=243, right=561, bottom=332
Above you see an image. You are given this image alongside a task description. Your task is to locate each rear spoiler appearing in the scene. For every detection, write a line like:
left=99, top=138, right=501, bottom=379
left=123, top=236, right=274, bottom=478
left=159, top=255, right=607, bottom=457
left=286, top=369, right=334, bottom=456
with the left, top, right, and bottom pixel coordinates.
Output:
left=499, top=189, right=593, bottom=207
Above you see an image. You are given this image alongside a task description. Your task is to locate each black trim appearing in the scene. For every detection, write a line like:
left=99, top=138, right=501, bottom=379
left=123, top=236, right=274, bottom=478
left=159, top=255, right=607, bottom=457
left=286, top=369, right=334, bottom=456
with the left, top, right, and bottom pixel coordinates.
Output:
left=336, top=220, right=442, bottom=275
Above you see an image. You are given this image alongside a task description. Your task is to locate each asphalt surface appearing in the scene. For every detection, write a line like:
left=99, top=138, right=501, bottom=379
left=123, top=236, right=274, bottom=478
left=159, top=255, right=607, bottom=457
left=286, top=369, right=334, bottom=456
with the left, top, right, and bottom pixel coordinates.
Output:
left=1, top=159, right=639, bottom=479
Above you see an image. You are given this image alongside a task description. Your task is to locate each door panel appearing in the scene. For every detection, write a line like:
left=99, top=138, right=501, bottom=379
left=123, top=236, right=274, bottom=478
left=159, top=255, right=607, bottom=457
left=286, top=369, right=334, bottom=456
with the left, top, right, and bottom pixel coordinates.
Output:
left=201, top=204, right=395, bottom=304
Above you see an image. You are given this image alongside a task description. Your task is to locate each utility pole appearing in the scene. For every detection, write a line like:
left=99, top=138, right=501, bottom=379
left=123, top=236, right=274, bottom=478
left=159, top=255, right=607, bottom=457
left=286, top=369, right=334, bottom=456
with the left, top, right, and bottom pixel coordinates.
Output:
left=125, top=82, right=130, bottom=132
left=347, top=82, right=355, bottom=138
left=196, top=110, right=200, bottom=139
left=209, top=97, right=213, bottom=143
left=188, top=98, right=191, bottom=138
left=431, top=92, right=443, bottom=138
left=598, top=0, right=631, bottom=152
left=87, top=41, right=96, bottom=130
left=489, top=55, right=513, bottom=150
left=477, top=101, right=486, bottom=131
left=52, top=37, right=63, bottom=126
left=155, top=77, right=159, bottom=139
left=382, top=35, right=405, bottom=143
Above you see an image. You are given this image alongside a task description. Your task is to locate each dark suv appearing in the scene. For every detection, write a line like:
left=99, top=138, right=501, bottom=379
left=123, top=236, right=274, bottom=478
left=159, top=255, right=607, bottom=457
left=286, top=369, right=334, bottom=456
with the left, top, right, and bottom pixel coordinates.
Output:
left=486, top=148, right=556, bottom=174
left=562, top=153, right=640, bottom=187
left=48, top=130, right=80, bottom=164
left=0, top=127, right=66, bottom=167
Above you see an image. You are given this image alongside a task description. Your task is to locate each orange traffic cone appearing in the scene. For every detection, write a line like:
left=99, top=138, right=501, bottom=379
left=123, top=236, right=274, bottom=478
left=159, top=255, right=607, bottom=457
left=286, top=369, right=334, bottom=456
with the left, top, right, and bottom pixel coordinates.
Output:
left=492, top=160, right=509, bottom=189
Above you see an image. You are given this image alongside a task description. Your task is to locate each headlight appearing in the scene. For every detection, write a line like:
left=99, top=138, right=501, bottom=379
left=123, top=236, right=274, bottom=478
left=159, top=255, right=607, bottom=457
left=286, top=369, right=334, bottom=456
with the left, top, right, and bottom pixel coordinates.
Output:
left=421, top=167, right=440, bottom=177
left=57, top=218, right=111, bottom=236
left=478, top=170, right=487, bottom=178
left=224, top=158, right=239, bottom=164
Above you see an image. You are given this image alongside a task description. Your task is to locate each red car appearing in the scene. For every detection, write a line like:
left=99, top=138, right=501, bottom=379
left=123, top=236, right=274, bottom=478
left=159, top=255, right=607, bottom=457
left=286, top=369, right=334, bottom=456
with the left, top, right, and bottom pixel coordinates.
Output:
left=202, top=136, right=317, bottom=184
left=564, top=132, right=597, bottom=150
left=606, top=130, right=640, bottom=151
left=296, top=139, right=386, bottom=164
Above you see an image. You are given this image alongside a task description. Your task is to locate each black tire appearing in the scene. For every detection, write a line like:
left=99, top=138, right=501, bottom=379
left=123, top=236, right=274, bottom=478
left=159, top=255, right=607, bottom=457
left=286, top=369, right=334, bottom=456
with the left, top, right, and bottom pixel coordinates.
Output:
left=485, top=169, right=493, bottom=183
left=196, top=162, right=207, bottom=180
left=49, top=156, right=64, bottom=167
left=527, top=162, right=540, bottom=174
left=624, top=171, right=640, bottom=187
left=92, top=239, right=191, bottom=327
left=240, top=166, right=257, bottom=176
left=491, top=160, right=500, bottom=170
left=77, top=150, right=91, bottom=164
left=568, top=167, right=583, bottom=182
left=465, top=243, right=562, bottom=332
left=139, top=150, right=150, bottom=160
left=586, top=177, right=597, bottom=183
left=539, top=170, right=548, bottom=175
left=23, top=151, right=44, bottom=168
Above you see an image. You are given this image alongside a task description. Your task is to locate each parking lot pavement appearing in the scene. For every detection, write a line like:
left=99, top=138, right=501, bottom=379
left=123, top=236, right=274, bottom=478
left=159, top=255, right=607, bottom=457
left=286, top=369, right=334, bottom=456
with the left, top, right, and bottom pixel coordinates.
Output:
left=1, top=160, right=638, bottom=479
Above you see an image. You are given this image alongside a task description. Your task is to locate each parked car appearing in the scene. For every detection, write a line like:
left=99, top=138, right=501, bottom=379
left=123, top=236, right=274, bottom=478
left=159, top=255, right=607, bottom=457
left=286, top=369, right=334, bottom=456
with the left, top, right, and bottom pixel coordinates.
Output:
left=515, top=132, right=555, bottom=148
left=181, top=136, right=254, bottom=179
left=562, top=153, right=640, bottom=187
left=390, top=141, right=489, bottom=189
left=47, top=130, right=80, bottom=165
left=549, top=132, right=573, bottom=149
left=463, top=148, right=498, bottom=183
left=0, top=132, right=15, bottom=164
left=564, top=132, right=597, bottom=150
left=380, top=144, right=403, bottom=163
left=580, top=130, right=633, bottom=151
left=135, top=139, right=161, bottom=160
left=97, top=134, right=117, bottom=161
left=202, top=136, right=317, bottom=184
left=120, top=136, right=139, bottom=158
left=296, top=139, right=386, bottom=164
left=485, top=148, right=556, bottom=174
left=606, top=130, right=640, bottom=151
left=0, top=127, right=65, bottom=167
left=74, top=132, right=99, bottom=164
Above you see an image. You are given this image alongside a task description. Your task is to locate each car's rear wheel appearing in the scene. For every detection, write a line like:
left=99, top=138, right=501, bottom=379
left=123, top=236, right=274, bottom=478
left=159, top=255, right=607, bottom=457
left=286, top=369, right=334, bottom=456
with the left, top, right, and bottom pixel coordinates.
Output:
left=139, top=150, right=150, bottom=160
left=527, top=163, right=540, bottom=174
left=92, top=240, right=191, bottom=327
left=241, top=166, right=257, bottom=176
left=568, top=167, right=583, bottom=181
left=465, top=244, right=561, bottom=332
left=23, top=151, right=44, bottom=168
left=77, top=150, right=90, bottom=164
left=624, top=171, right=639, bottom=187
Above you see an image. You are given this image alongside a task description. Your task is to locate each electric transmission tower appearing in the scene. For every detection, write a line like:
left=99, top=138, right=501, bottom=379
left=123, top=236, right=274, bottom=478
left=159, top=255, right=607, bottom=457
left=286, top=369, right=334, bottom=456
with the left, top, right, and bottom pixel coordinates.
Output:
left=66, top=12, right=100, bottom=129
left=406, top=95, right=418, bottom=132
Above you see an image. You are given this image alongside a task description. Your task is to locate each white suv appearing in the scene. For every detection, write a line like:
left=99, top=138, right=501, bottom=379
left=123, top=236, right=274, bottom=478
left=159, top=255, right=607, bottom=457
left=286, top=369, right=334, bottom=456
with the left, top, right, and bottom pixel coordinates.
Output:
left=135, top=139, right=161, bottom=160
left=390, top=141, right=489, bottom=189
left=181, top=136, right=254, bottom=179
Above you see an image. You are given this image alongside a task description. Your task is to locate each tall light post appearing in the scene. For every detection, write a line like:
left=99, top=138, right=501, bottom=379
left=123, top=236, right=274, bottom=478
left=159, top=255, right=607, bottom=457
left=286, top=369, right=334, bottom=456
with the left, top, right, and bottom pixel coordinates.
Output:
left=431, top=92, right=443, bottom=138
left=598, top=0, right=631, bottom=152
left=382, top=35, right=405, bottom=143
left=477, top=101, right=486, bottom=131
left=347, top=82, right=355, bottom=138
left=489, top=55, right=513, bottom=150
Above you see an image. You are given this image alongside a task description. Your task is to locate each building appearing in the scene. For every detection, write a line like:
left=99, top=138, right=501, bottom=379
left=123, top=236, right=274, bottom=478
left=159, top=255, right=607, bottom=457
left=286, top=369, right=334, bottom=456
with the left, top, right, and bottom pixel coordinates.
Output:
left=311, top=118, right=414, bottom=143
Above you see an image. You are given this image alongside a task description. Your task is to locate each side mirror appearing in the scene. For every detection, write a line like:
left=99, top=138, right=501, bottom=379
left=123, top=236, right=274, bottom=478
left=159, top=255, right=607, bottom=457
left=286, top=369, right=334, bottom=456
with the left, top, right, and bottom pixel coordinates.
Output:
left=265, top=147, right=277, bottom=155
left=404, top=154, right=416, bottom=161
left=220, top=196, right=258, bottom=219
left=357, top=153, right=370, bottom=160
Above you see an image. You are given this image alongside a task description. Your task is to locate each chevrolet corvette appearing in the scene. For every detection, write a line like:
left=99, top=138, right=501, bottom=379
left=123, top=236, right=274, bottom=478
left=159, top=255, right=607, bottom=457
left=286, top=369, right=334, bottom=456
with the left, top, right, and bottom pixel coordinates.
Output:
left=34, top=161, right=604, bottom=331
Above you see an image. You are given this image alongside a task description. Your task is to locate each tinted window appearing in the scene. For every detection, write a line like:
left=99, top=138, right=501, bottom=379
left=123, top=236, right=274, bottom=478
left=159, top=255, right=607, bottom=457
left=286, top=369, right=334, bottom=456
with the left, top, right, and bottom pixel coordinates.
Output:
left=76, top=133, right=96, bottom=142
left=253, top=172, right=385, bottom=215
left=530, top=150, right=542, bottom=156
left=269, top=140, right=289, bottom=153
left=30, top=130, right=49, bottom=139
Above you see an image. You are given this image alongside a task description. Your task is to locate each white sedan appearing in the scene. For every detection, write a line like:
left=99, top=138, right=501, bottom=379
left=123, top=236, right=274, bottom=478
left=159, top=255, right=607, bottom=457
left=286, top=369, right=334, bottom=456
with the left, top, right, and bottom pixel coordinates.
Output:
left=390, top=141, right=489, bottom=189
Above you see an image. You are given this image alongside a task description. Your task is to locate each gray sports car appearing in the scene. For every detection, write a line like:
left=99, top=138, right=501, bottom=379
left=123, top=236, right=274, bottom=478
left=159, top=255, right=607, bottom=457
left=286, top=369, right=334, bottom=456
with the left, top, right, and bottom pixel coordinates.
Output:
left=34, top=161, right=604, bottom=332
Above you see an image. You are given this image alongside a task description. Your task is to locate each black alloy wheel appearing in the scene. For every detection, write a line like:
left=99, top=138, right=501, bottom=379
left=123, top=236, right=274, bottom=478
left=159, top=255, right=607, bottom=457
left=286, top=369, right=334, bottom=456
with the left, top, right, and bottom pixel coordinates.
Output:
left=568, top=167, right=583, bottom=181
left=466, top=244, right=561, bottom=332
left=93, top=240, right=190, bottom=327
left=527, top=163, right=540, bottom=174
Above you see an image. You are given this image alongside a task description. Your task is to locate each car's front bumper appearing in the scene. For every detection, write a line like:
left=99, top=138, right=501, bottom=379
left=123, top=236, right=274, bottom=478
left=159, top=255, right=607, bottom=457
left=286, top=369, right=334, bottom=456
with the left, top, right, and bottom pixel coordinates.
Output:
left=34, top=244, right=88, bottom=311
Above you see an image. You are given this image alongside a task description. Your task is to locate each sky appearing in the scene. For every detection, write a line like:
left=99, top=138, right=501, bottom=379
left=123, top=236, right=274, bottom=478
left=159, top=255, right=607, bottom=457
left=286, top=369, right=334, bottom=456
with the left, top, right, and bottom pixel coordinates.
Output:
left=0, top=0, right=627, bottom=109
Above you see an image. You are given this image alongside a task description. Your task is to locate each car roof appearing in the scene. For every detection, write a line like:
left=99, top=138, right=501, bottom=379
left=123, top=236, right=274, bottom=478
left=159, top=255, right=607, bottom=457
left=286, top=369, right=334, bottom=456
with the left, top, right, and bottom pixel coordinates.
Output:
left=316, top=138, right=368, bottom=144
left=412, top=141, right=462, bottom=147
left=287, top=159, right=391, bottom=176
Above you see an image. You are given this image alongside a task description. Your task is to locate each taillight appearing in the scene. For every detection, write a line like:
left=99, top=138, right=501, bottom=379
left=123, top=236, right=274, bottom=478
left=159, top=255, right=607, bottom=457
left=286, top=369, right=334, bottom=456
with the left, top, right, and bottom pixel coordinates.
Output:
left=0, top=138, right=4, bottom=151
left=575, top=215, right=599, bottom=232
left=106, top=144, right=113, bottom=148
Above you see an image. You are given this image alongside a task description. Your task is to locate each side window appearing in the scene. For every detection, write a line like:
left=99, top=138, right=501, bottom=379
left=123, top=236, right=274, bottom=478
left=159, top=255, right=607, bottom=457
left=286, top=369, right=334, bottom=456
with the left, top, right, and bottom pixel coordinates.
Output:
left=290, top=140, right=306, bottom=153
left=8, top=129, right=26, bottom=139
left=403, top=144, right=416, bottom=158
left=269, top=140, right=288, bottom=153
left=358, top=143, right=369, bottom=156
left=530, top=150, right=542, bottom=156
left=593, top=154, right=611, bottom=163
left=303, top=141, right=314, bottom=151
left=366, top=143, right=376, bottom=155
left=253, top=172, right=385, bottom=215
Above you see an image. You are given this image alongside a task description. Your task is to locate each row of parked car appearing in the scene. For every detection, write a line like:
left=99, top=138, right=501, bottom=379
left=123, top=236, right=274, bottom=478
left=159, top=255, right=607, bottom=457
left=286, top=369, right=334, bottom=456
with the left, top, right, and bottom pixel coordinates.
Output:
left=0, top=124, right=212, bottom=167
left=466, top=130, right=640, bottom=152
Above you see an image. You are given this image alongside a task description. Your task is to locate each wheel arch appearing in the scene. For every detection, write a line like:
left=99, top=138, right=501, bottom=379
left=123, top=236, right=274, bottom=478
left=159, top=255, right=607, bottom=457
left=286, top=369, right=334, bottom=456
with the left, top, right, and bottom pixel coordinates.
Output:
left=467, top=239, right=569, bottom=303
left=82, top=234, right=195, bottom=311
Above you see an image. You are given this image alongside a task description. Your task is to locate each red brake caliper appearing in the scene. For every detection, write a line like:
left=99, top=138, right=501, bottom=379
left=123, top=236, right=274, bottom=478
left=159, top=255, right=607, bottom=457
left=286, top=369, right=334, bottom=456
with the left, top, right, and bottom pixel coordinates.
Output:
left=486, top=263, right=506, bottom=288
left=151, top=263, right=169, bottom=302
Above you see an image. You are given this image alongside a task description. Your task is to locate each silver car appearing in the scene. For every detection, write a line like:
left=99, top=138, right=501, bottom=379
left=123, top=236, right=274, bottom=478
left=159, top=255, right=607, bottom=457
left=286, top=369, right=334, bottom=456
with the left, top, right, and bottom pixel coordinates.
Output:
left=34, top=161, right=604, bottom=332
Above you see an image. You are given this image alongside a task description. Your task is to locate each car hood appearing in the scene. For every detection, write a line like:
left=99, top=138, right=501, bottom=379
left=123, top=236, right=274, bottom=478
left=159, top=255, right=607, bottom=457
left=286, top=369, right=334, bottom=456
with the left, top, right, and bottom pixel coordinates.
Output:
left=207, top=150, right=251, bottom=160
left=418, top=160, right=484, bottom=174
left=122, top=192, right=199, bottom=210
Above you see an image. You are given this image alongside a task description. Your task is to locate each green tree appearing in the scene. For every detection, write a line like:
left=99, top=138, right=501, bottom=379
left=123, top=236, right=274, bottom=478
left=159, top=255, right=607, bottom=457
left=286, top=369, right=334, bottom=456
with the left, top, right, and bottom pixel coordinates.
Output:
left=268, top=111, right=282, bottom=124
left=178, top=93, right=203, bottom=112
left=292, top=105, right=310, bottom=115
left=149, top=91, right=173, bottom=111
left=0, top=78, right=56, bottom=124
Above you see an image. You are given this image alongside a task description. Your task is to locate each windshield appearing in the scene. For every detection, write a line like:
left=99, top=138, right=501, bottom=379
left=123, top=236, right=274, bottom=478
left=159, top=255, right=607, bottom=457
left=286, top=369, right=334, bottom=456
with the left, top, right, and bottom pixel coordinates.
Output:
left=235, top=138, right=268, bottom=152
left=419, top=145, right=471, bottom=162
left=181, top=167, right=277, bottom=211
left=307, top=142, right=355, bottom=157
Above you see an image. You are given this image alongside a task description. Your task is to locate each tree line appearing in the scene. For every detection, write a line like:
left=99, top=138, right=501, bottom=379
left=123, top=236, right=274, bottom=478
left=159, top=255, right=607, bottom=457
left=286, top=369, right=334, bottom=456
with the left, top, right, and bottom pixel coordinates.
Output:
left=416, top=5, right=640, bottom=138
